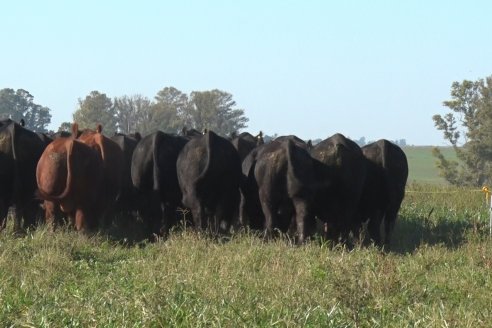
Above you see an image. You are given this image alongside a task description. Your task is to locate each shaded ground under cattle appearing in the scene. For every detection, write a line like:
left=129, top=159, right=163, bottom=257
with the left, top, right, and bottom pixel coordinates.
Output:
left=389, top=212, right=478, bottom=254
left=3, top=182, right=487, bottom=253
left=6, top=204, right=482, bottom=254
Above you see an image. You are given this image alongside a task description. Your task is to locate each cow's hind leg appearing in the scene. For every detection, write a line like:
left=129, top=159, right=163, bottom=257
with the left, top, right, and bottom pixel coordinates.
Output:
left=13, top=205, right=22, bottom=233
left=0, top=199, right=9, bottom=232
left=191, top=203, right=206, bottom=232
left=138, top=192, right=162, bottom=240
left=21, top=199, right=40, bottom=231
left=215, top=191, right=239, bottom=235
left=44, top=201, right=59, bottom=232
left=292, top=198, right=313, bottom=244
left=75, top=208, right=97, bottom=233
left=160, top=203, right=177, bottom=237
left=367, top=210, right=383, bottom=246
left=383, top=205, right=400, bottom=248
left=259, top=190, right=279, bottom=240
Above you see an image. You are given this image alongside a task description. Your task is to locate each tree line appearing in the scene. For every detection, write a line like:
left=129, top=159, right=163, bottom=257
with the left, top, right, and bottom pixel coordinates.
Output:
left=0, top=88, right=51, bottom=132
left=433, top=75, right=492, bottom=186
left=0, top=87, right=249, bottom=136
left=6, top=75, right=488, bottom=188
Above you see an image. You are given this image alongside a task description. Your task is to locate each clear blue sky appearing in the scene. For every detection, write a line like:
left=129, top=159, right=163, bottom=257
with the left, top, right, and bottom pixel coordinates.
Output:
left=1, top=1, right=491, bottom=145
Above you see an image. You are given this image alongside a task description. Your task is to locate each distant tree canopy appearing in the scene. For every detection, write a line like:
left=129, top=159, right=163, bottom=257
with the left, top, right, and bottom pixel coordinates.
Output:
left=187, top=90, right=249, bottom=135
left=0, top=88, right=51, bottom=132
left=57, top=122, right=72, bottom=132
left=433, top=75, right=492, bottom=186
left=148, top=88, right=249, bottom=135
left=72, top=87, right=248, bottom=137
left=354, top=136, right=366, bottom=146
left=73, top=91, right=117, bottom=134
left=150, top=87, right=189, bottom=134
left=114, top=94, right=153, bottom=134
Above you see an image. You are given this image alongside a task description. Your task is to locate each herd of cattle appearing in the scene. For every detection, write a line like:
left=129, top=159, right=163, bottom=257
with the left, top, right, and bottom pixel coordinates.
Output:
left=0, top=118, right=408, bottom=246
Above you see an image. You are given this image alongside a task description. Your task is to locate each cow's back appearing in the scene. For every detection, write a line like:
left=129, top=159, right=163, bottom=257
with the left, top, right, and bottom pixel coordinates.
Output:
left=310, top=133, right=367, bottom=239
left=177, top=131, right=241, bottom=231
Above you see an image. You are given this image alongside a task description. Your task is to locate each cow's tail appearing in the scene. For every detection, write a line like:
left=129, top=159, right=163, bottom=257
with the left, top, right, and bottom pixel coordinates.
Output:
left=381, top=139, right=388, bottom=170
left=285, top=139, right=296, bottom=173
left=380, top=140, right=397, bottom=245
left=241, top=153, right=256, bottom=192
left=285, top=139, right=309, bottom=184
left=37, top=140, right=74, bottom=201
left=71, top=123, right=79, bottom=138
left=197, top=131, right=213, bottom=182
left=152, top=133, right=161, bottom=191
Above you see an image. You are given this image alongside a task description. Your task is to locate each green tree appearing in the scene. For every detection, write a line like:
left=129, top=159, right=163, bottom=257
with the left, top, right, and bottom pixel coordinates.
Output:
left=114, top=94, right=153, bottom=134
left=0, top=88, right=51, bottom=132
left=150, top=87, right=188, bottom=134
left=186, top=89, right=248, bottom=135
left=58, top=122, right=73, bottom=132
left=73, top=91, right=117, bottom=133
left=432, top=76, right=492, bottom=186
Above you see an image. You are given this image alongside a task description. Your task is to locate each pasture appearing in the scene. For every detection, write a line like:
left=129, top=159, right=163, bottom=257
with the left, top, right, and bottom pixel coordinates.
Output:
left=1, top=183, right=491, bottom=327
left=404, top=146, right=457, bottom=185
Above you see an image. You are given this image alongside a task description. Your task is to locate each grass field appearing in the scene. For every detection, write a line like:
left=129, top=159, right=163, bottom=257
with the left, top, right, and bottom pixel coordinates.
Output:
left=1, top=183, right=491, bottom=326
left=403, top=146, right=457, bottom=185
left=1, top=146, right=489, bottom=326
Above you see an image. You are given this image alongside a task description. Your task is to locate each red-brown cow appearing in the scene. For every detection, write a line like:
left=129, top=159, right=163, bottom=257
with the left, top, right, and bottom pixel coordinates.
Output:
left=36, top=137, right=104, bottom=231
left=76, top=124, right=124, bottom=228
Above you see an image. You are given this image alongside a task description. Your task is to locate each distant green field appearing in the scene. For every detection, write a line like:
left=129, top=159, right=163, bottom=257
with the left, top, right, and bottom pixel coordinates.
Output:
left=403, top=146, right=457, bottom=185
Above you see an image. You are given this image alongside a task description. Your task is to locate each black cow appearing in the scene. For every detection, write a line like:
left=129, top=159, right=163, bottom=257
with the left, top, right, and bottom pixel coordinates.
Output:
left=231, top=131, right=264, bottom=162
left=274, top=135, right=312, bottom=149
left=240, top=139, right=315, bottom=242
left=310, top=133, right=367, bottom=241
left=177, top=130, right=241, bottom=233
left=131, top=131, right=188, bottom=237
left=360, top=139, right=408, bottom=246
left=0, top=119, right=50, bottom=232
left=239, top=146, right=264, bottom=231
left=36, top=132, right=54, bottom=145
left=110, top=132, right=141, bottom=221
left=181, top=127, right=203, bottom=138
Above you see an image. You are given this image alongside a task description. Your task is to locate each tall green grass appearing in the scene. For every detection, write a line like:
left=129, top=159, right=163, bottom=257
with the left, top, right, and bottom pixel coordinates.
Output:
left=0, top=184, right=491, bottom=327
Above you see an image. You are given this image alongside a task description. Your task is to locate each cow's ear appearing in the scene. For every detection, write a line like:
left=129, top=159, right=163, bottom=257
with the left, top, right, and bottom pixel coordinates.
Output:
left=257, top=131, right=264, bottom=145
left=96, top=124, right=103, bottom=134
left=71, top=123, right=79, bottom=138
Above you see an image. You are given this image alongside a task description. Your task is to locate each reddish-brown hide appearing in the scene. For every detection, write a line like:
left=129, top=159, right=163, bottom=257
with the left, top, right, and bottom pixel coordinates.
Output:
left=36, top=137, right=104, bottom=231
left=76, top=124, right=124, bottom=227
